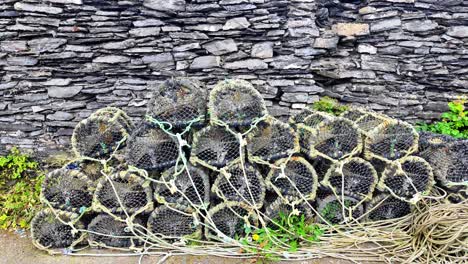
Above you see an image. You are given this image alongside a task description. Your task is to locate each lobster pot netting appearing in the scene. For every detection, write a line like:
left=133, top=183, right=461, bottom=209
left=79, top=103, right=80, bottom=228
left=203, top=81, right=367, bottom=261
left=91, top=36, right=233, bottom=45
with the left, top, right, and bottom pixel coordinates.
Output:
left=341, top=108, right=388, bottom=133
left=65, top=160, right=105, bottom=183
left=266, top=157, right=318, bottom=202
left=93, top=170, right=153, bottom=215
left=147, top=205, right=201, bottom=241
left=379, top=156, right=434, bottom=199
left=212, top=163, right=266, bottom=208
left=90, top=107, right=134, bottom=133
left=190, top=125, right=241, bottom=170
left=246, top=117, right=299, bottom=163
left=146, top=78, right=207, bottom=129
left=364, top=119, right=419, bottom=163
left=72, top=115, right=130, bottom=160
left=208, top=79, right=268, bottom=128
left=297, top=113, right=334, bottom=155
left=31, top=209, right=85, bottom=250
left=366, top=194, right=412, bottom=221
left=154, top=165, right=210, bottom=207
left=322, top=158, right=378, bottom=200
left=88, top=214, right=144, bottom=248
left=125, top=123, right=179, bottom=171
left=302, top=117, right=362, bottom=161
left=263, top=197, right=314, bottom=228
left=288, top=108, right=315, bottom=126
left=317, top=195, right=364, bottom=224
left=205, top=202, right=255, bottom=240
left=41, top=169, right=94, bottom=213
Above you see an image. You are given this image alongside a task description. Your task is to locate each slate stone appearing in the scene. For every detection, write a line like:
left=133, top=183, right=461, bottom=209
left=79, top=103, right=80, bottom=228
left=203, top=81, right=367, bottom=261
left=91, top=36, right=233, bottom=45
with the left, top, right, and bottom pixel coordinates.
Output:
left=47, top=111, right=74, bottom=121
left=313, top=37, right=339, bottom=49
left=203, top=39, right=238, bottom=55
left=190, top=56, right=220, bottom=69
left=48, top=86, right=82, bottom=98
left=93, top=55, right=130, bottom=64
left=403, top=20, right=438, bottom=32
left=371, top=18, right=401, bottom=32
left=0, top=41, right=27, bottom=52
left=251, top=42, right=273, bottom=58
left=14, top=2, right=63, bottom=14
left=143, top=0, right=186, bottom=12
left=28, top=38, right=67, bottom=53
left=6, top=56, right=38, bottom=66
left=43, top=79, right=71, bottom=86
left=224, top=59, right=268, bottom=70
left=446, top=26, right=468, bottom=38
left=332, top=23, right=370, bottom=36
left=129, top=27, right=161, bottom=37
left=223, top=17, right=251, bottom=30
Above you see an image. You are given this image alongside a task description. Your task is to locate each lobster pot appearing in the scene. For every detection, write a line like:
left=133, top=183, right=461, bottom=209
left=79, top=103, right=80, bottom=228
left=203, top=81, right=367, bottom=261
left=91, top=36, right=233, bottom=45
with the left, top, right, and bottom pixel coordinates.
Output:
left=310, top=156, right=333, bottom=181
left=146, top=78, right=207, bottom=130
left=42, top=169, right=94, bottom=213
left=340, top=108, right=365, bottom=121
left=297, top=113, right=334, bottom=155
left=246, top=117, right=299, bottom=163
left=266, top=157, right=318, bottom=202
left=341, top=108, right=387, bottom=133
left=88, top=214, right=144, bottom=248
left=288, top=108, right=315, bottom=126
left=190, top=125, right=241, bottom=170
left=72, top=114, right=130, bottom=160
left=93, top=170, right=154, bottom=215
left=366, top=194, right=412, bottom=221
left=125, top=122, right=179, bottom=171
left=322, top=157, right=378, bottom=201
left=301, top=117, right=362, bottom=161
left=154, top=165, right=210, bottom=207
left=208, top=79, right=268, bottom=128
left=212, top=163, right=266, bottom=208
left=205, top=202, right=255, bottom=240
left=263, top=197, right=314, bottom=228
left=364, top=119, right=419, bottom=163
left=317, top=195, right=364, bottom=224
left=31, top=209, right=85, bottom=251
left=90, top=107, right=134, bottom=133
left=378, top=156, right=434, bottom=199
left=147, top=205, right=201, bottom=241
left=65, top=160, right=104, bottom=183
left=441, top=141, right=468, bottom=187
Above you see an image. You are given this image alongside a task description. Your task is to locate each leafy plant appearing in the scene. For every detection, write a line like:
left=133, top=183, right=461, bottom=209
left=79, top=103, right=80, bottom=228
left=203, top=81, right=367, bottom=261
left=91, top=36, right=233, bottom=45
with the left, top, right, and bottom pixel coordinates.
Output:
left=417, top=100, right=468, bottom=139
left=311, top=96, right=348, bottom=116
left=0, top=147, right=44, bottom=230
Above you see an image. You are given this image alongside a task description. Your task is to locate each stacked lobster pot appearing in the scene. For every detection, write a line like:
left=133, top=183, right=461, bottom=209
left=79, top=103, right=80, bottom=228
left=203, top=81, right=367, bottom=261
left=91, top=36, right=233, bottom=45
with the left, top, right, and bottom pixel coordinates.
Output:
left=30, top=78, right=466, bottom=254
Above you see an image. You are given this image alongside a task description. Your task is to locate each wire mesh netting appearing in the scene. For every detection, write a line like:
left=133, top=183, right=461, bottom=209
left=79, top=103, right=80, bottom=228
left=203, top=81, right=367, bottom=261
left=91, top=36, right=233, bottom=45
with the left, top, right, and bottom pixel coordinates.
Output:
left=366, top=194, right=412, bottom=221
left=41, top=168, right=94, bottom=213
left=147, top=205, right=201, bottom=241
left=154, top=164, right=210, bottom=207
left=31, top=209, right=85, bottom=250
left=321, top=157, right=378, bottom=201
left=288, top=108, right=315, bottom=126
left=146, top=78, right=207, bottom=130
left=246, top=117, right=299, bottom=163
left=212, top=163, right=266, bottom=208
left=88, top=214, right=144, bottom=248
left=378, top=156, right=434, bottom=200
left=317, top=194, right=364, bottom=224
left=296, top=112, right=334, bottom=156
left=91, top=107, right=134, bottom=133
left=341, top=107, right=388, bottom=133
left=208, top=79, right=268, bottom=128
left=93, top=170, right=154, bottom=215
left=65, top=160, right=105, bottom=183
left=263, top=197, right=314, bottom=228
left=265, top=157, right=318, bottom=202
left=205, top=202, right=256, bottom=241
left=190, top=125, right=241, bottom=170
left=125, top=122, right=179, bottom=171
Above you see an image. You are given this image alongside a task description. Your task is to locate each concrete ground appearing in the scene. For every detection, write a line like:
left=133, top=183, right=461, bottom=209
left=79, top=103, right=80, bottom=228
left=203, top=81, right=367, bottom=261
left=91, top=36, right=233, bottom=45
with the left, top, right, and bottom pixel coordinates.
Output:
left=0, top=231, right=353, bottom=264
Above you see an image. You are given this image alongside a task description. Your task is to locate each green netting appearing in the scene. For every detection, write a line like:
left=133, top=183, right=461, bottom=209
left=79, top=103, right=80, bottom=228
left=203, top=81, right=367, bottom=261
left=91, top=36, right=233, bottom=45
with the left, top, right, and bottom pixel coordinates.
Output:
left=147, top=204, right=201, bottom=241
left=88, top=214, right=144, bottom=248
left=205, top=202, right=256, bottom=241
left=208, top=79, right=268, bottom=128
left=263, top=196, right=314, bottom=228
left=317, top=194, right=364, bottom=224
left=366, top=194, right=412, bottom=221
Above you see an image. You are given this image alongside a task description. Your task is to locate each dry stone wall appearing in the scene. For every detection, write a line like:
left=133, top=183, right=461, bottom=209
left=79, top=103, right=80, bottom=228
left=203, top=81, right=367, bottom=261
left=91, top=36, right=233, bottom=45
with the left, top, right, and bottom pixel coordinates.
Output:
left=0, top=0, right=467, bottom=155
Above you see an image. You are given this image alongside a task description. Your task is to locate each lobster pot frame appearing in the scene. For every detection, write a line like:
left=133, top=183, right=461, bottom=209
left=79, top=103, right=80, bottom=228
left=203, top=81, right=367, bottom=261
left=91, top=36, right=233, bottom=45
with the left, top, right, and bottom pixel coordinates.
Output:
left=366, top=194, right=412, bottom=221
left=288, top=108, right=315, bottom=126
left=378, top=156, right=434, bottom=200
left=263, top=197, right=314, bottom=228
left=301, top=117, right=362, bottom=161
left=147, top=205, right=201, bottom=241
left=31, top=209, right=85, bottom=251
left=205, top=202, right=256, bottom=241
left=88, top=214, right=144, bottom=248
left=190, top=125, right=241, bottom=170
left=93, top=170, right=154, bottom=215
left=341, top=107, right=388, bottom=133
left=65, top=160, right=105, bottom=183
left=41, top=168, right=94, bottom=213
left=266, top=157, right=318, bottom=202
left=441, top=141, right=468, bottom=187
left=212, top=163, right=266, bottom=209
left=208, top=79, right=268, bottom=128
left=146, top=78, right=207, bottom=130
left=154, top=165, right=210, bottom=207
left=317, top=195, right=364, bottom=224
left=322, top=157, right=378, bottom=201
left=72, top=115, right=130, bottom=160
left=246, top=117, right=299, bottom=164
left=297, top=113, right=334, bottom=155
left=364, top=119, right=419, bottom=163
left=91, top=107, right=134, bottom=133
left=125, top=122, right=179, bottom=171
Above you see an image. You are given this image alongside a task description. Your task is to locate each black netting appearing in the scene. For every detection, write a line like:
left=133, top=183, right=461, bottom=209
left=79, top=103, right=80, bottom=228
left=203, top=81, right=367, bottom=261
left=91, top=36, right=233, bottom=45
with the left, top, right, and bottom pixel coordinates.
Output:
left=445, top=141, right=468, bottom=184
left=288, top=108, right=315, bottom=126
left=88, top=214, right=143, bottom=248
left=310, top=156, right=333, bottom=182
left=263, top=197, right=314, bottom=228
left=42, top=168, right=94, bottom=213
left=65, top=160, right=104, bottom=183
left=146, top=78, right=207, bottom=130
left=317, top=195, right=364, bottom=224
left=190, top=125, right=241, bottom=170
left=208, top=79, right=268, bottom=128
left=212, top=163, right=265, bottom=208
left=266, top=157, right=318, bottom=202
left=247, top=117, right=299, bottom=163
left=147, top=205, right=201, bottom=240
left=206, top=202, right=254, bottom=240
left=341, top=108, right=387, bottom=133
left=366, top=194, right=412, bottom=221
left=154, top=164, right=210, bottom=207
left=125, top=122, right=179, bottom=171
left=91, top=107, right=134, bottom=133
left=294, top=112, right=334, bottom=156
